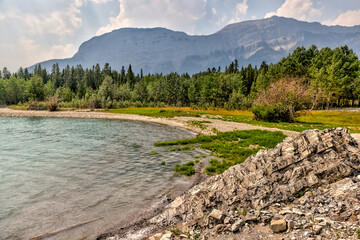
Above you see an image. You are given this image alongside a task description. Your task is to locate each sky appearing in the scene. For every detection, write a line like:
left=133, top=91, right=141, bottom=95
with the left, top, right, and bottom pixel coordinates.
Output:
left=1, top=0, right=360, bottom=72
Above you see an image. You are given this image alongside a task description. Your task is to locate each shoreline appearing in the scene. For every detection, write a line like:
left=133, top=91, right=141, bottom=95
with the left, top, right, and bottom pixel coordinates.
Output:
left=2, top=107, right=359, bottom=147
left=0, top=108, right=299, bottom=137
left=0, top=108, right=202, bottom=135
left=2, top=107, right=360, bottom=239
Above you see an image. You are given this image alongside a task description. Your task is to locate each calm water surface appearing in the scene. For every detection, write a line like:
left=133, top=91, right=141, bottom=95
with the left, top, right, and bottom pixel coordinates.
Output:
left=0, top=117, right=203, bottom=240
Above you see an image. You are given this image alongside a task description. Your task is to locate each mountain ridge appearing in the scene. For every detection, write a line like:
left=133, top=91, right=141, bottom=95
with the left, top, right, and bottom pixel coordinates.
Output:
left=29, top=16, right=360, bottom=74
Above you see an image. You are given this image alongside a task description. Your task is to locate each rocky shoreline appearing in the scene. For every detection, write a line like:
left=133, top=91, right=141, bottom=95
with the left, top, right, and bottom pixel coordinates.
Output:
left=1, top=108, right=360, bottom=239
left=105, top=128, right=360, bottom=240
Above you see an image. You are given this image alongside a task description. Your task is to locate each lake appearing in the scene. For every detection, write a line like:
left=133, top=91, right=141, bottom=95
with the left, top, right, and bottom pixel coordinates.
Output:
left=0, top=117, right=203, bottom=239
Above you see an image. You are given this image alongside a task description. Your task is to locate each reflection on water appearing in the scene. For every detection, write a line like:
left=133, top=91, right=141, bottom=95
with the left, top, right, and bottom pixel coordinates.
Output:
left=0, top=117, right=202, bottom=239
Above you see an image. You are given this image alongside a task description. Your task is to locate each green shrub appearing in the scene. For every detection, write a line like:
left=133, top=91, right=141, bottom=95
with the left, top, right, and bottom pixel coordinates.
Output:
left=175, top=161, right=195, bottom=176
left=252, top=104, right=292, bottom=122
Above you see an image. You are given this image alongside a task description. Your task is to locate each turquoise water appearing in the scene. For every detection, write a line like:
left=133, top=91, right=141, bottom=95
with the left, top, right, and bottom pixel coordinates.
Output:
left=0, top=117, right=202, bottom=240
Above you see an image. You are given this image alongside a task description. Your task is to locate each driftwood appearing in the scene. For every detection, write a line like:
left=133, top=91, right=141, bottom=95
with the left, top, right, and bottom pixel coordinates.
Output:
left=28, top=217, right=103, bottom=240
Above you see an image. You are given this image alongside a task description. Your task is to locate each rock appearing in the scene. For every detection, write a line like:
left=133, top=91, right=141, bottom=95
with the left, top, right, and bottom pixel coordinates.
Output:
left=287, top=220, right=295, bottom=230
left=160, top=233, right=173, bottom=240
left=313, top=225, right=323, bottom=235
left=150, top=233, right=163, bottom=240
left=270, top=219, right=287, bottom=233
left=231, top=219, right=244, bottom=232
left=223, top=216, right=232, bottom=224
left=209, top=209, right=224, bottom=222
left=214, top=224, right=225, bottom=233
left=179, top=234, right=189, bottom=239
left=150, top=129, right=360, bottom=239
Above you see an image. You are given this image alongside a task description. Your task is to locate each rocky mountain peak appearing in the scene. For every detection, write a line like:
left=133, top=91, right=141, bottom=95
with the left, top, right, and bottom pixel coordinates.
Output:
left=29, top=17, right=360, bottom=74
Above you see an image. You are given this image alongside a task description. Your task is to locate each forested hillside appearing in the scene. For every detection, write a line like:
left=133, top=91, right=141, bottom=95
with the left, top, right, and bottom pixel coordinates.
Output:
left=1, top=45, right=359, bottom=120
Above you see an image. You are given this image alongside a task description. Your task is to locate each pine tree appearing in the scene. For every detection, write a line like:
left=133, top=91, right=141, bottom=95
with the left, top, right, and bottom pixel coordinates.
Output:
left=126, top=64, right=135, bottom=89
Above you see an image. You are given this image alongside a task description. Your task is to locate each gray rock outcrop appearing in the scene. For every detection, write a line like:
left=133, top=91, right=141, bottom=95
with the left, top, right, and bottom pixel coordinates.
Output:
left=150, top=128, right=360, bottom=239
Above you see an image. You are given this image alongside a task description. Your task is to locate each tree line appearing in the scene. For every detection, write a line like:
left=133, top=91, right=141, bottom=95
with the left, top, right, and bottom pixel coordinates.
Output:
left=0, top=45, right=359, bottom=114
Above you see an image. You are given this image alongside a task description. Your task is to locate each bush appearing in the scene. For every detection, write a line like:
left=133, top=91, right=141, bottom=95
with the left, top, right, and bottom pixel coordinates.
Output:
left=27, top=101, right=47, bottom=110
left=47, top=97, right=59, bottom=111
left=251, top=78, right=311, bottom=122
left=252, top=104, right=292, bottom=122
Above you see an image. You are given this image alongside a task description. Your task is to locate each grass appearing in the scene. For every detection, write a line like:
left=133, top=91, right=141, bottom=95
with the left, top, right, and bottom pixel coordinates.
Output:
left=175, top=161, right=195, bottom=176
left=186, top=120, right=211, bottom=130
left=105, top=107, right=252, bottom=119
left=221, top=110, right=360, bottom=133
left=105, top=107, right=202, bottom=118
left=106, top=107, right=360, bottom=133
left=242, top=209, right=247, bottom=216
left=156, top=129, right=286, bottom=175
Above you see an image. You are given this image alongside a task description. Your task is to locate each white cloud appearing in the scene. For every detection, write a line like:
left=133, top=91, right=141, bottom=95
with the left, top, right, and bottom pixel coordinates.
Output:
left=216, top=14, right=227, bottom=26
left=235, top=0, right=248, bottom=16
left=18, top=37, right=76, bottom=66
left=48, top=44, right=77, bottom=59
left=74, top=0, right=111, bottom=7
left=228, top=0, right=248, bottom=24
left=24, top=3, right=82, bottom=36
left=265, top=0, right=321, bottom=21
left=323, top=10, right=360, bottom=27
left=212, top=7, right=217, bottom=15
left=96, top=0, right=207, bottom=35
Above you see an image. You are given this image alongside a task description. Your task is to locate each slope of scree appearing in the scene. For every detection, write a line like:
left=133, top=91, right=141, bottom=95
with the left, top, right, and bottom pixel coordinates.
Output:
left=150, top=128, right=360, bottom=239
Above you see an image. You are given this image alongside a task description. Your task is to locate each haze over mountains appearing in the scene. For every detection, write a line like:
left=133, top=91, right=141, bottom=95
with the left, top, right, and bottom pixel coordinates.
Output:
left=31, top=16, right=360, bottom=74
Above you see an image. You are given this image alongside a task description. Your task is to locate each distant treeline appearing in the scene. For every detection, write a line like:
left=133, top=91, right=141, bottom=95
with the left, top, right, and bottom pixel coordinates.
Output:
left=0, top=45, right=359, bottom=111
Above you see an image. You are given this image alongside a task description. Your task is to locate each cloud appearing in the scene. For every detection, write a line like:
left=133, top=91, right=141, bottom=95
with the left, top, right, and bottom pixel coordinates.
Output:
left=18, top=37, right=76, bottom=67
left=211, top=7, right=217, bottom=15
left=235, top=0, right=248, bottom=16
left=23, top=3, right=82, bottom=36
left=96, top=0, right=207, bottom=35
left=216, top=14, right=227, bottom=26
left=323, top=10, right=360, bottom=27
left=228, top=0, right=248, bottom=24
left=265, top=0, right=321, bottom=21
left=74, top=0, right=111, bottom=7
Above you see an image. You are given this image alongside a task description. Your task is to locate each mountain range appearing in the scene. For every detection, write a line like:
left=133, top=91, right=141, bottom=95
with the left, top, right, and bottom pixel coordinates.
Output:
left=30, top=16, right=360, bottom=74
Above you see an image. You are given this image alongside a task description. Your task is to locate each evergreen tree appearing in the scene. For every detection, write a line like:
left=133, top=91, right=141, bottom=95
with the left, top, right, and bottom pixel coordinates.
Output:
left=126, top=64, right=135, bottom=89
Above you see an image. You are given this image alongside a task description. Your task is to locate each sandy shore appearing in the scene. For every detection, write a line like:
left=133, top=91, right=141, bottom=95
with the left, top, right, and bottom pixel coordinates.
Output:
left=2, top=108, right=359, bottom=143
left=0, top=108, right=299, bottom=137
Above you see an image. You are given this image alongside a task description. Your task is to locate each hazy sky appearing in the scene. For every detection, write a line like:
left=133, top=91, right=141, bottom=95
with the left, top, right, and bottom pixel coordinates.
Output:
left=1, top=0, right=360, bottom=72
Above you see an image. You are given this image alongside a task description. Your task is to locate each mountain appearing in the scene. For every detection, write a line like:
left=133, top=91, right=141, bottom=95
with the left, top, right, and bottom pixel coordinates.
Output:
left=30, top=16, right=360, bottom=74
